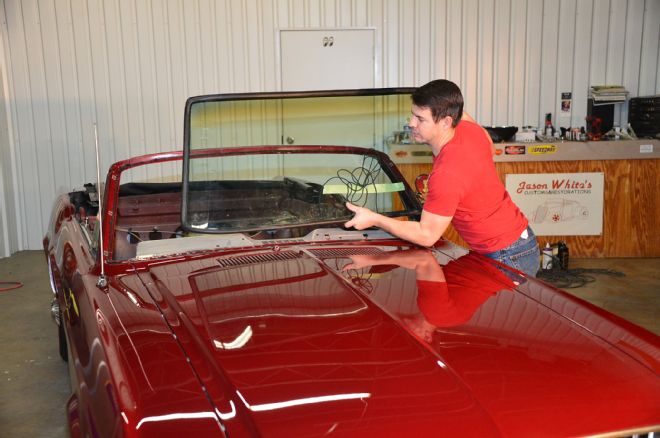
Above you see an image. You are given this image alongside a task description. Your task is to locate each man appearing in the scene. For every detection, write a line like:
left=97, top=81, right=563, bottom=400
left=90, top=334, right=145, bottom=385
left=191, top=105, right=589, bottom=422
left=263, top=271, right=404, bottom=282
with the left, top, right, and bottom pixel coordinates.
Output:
left=344, top=79, right=539, bottom=277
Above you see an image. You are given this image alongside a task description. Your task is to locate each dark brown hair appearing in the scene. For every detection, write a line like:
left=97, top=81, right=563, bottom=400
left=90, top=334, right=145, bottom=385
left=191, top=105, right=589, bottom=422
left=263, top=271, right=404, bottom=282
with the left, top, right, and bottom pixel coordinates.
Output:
left=411, top=79, right=463, bottom=127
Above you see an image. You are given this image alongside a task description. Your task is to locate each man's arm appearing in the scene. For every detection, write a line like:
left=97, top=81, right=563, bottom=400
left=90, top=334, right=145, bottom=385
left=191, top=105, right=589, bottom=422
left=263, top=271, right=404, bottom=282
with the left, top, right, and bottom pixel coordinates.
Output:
left=343, top=249, right=446, bottom=281
left=344, top=202, right=452, bottom=247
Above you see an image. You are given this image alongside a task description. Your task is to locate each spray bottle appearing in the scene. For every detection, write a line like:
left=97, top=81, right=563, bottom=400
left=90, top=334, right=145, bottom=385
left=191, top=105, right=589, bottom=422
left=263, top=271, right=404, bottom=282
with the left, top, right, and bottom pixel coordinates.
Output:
left=542, top=243, right=553, bottom=270
left=545, top=113, right=554, bottom=137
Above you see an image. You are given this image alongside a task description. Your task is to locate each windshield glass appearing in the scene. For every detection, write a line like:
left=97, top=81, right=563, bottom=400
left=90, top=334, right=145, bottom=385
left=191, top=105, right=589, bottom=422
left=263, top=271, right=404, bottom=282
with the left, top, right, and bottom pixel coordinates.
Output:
left=182, top=89, right=420, bottom=235
left=187, top=91, right=413, bottom=149
left=185, top=149, right=410, bottom=233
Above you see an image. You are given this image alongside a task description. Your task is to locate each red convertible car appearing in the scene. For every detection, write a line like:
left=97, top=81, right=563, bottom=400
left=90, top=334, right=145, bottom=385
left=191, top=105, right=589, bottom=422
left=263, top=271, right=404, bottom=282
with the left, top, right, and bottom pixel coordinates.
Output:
left=44, top=89, right=659, bottom=437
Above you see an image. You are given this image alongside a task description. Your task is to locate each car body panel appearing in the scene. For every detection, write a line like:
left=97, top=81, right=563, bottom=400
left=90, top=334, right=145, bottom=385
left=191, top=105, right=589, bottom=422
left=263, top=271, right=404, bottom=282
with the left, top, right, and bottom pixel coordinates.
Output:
left=116, top=242, right=657, bottom=437
left=45, top=200, right=228, bottom=436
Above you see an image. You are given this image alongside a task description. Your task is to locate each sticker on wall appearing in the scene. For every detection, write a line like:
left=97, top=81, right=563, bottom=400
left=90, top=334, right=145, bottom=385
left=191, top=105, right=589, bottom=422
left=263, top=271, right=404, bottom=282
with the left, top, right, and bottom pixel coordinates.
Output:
left=561, top=92, right=572, bottom=114
left=505, top=145, right=526, bottom=155
left=506, top=173, right=604, bottom=236
left=528, top=144, right=557, bottom=155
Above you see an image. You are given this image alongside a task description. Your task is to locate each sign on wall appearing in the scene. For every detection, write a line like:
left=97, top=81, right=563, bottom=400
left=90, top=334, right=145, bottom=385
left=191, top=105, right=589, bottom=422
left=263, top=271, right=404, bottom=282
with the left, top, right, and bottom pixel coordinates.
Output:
left=506, top=173, right=604, bottom=236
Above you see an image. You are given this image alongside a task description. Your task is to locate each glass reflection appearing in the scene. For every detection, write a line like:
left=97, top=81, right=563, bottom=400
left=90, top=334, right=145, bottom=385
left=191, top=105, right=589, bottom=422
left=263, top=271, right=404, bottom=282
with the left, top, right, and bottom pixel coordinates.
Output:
left=344, top=249, right=516, bottom=341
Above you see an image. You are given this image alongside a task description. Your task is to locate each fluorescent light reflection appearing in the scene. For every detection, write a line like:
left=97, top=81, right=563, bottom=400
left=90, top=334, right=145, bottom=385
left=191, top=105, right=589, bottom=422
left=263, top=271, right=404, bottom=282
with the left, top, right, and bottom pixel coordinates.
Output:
left=437, top=360, right=447, bottom=369
left=136, top=411, right=215, bottom=429
left=136, top=404, right=236, bottom=430
left=213, top=326, right=253, bottom=350
left=128, top=392, right=370, bottom=429
left=126, top=291, right=139, bottom=306
left=216, top=401, right=237, bottom=420
left=237, top=391, right=370, bottom=412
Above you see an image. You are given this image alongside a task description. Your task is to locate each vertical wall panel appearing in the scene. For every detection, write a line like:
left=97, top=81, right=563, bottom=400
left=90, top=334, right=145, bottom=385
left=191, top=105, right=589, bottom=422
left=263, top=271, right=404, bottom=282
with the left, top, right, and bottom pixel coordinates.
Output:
left=478, top=0, right=495, bottom=123
left=539, top=0, right=560, bottom=125
left=621, top=0, right=643, bottom=96
left=104, top=0, right=130, bottom=169
left=606, top=0, right=627, bottom=83
left=5, top=1, right=36, bottom=249
left=398, top=0, right=414, bottom=86
left=508, top=0, right=528, bottom=124
left=431, top=1, right=448, bottom=81
left=0, top=0, right=658, bottom=254
left=53, top=1, right=84, bottom=190
left=413, top=0, right=432, bottom=86
left=0, top=15, right=19, bottom=256
left=639, top=0, right=660, bottom=94
left=462, top=0, right=479, bottom=112
left=571, top=0, right=593, bottom=128
left=71, top=0, right=99, bottom=183
left=382, top=0, right=397, bottom=86
left=40, top=0, right=70, bottom=192
left=447, top=1, right=463, bottom=83
left=556, top=0, right=577, bottom=127
left=492, top=0, right=511, bottom=126
left=27, top=0, right=56, bottom=237
left=90, top=0, right=117, bottom=171
left=590, top=0, right=610, bottom=85
left=524, top=0, right=543, bottom=125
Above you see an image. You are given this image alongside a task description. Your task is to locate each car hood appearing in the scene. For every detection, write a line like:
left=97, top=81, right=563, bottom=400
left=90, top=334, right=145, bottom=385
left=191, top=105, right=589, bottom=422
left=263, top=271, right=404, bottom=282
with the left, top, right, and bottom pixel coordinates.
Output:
left=127, top=241, right=660, bottom=437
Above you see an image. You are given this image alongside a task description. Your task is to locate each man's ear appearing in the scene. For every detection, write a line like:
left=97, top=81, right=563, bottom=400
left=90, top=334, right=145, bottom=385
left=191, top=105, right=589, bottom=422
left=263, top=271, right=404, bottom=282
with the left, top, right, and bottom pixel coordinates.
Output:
left=440, top=116, right=454, bottom=129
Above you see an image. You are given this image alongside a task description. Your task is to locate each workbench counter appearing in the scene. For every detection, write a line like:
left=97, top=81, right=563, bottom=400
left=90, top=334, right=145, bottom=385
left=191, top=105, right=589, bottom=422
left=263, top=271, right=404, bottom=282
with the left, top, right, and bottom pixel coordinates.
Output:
left=492, top=139, right=659, bottom=162
left=387, top=139, right=659, bottom=164
left=390, top=139, right=659, bottom=258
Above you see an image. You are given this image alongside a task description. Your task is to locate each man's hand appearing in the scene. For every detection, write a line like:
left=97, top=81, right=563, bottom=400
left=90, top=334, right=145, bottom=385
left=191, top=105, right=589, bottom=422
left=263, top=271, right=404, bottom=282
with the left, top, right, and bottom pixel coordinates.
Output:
left=344, top=202, right=379, bottom=230
left=343, top=254, right=379, bottom=271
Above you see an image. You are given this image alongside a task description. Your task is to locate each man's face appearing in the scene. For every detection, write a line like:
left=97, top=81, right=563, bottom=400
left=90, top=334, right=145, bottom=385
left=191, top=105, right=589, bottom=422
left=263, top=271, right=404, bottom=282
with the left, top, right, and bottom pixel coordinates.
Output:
left=408, top=105, right=451, bottom=145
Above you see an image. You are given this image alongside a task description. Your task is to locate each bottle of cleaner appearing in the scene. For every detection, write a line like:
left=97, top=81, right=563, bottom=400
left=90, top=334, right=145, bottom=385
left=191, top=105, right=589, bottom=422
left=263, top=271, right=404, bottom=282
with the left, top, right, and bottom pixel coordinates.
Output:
left=542, top=243, right=553, bottom=270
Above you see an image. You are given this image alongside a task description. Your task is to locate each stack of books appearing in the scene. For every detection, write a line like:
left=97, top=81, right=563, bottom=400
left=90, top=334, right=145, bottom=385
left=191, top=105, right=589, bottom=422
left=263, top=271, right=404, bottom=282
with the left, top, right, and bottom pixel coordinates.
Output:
left=589, top=85, right=628, bottom=102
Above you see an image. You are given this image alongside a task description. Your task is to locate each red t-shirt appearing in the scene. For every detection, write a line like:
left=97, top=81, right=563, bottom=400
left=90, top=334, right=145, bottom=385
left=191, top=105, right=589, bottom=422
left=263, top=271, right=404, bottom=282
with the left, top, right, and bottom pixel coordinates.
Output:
left=416, top=253, right=515, bottom=327
left=423, top=120, right=528, bottom=253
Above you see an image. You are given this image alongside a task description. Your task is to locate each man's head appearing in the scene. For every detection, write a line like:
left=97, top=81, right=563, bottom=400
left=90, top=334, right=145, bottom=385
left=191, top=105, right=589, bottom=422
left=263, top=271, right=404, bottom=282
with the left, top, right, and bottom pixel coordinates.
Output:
left=411, top=79, right=463, bottom=127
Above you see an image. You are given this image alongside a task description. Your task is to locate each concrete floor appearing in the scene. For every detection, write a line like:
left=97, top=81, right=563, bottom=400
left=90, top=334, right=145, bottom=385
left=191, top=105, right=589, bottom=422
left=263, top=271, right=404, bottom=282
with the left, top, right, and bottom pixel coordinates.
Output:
left=0, top=250, right=658, bottom=437
left=1, top=251, right=70, bottom=438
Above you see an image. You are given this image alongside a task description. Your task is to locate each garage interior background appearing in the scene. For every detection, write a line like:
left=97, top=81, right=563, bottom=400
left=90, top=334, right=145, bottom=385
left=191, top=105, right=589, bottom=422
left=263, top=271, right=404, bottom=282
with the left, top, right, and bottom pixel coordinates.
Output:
left=0, top=0, right=658, bottom=258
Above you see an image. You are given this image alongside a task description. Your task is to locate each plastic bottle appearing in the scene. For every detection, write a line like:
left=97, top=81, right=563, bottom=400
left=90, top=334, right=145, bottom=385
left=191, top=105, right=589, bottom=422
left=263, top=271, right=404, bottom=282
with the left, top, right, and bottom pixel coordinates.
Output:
left=545, top=113, right=554, bottom=137
left=557, top=241, right=569, bottom=270
left=542, top=243, right=553, bottom=270
left=402, top=123, right=412, bottom=144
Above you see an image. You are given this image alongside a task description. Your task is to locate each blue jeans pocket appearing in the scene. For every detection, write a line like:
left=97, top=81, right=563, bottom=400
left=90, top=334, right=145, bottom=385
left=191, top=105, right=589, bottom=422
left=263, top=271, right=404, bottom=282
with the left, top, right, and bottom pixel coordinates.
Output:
left=509, top=244, right=540, bottom=277
left=484, top=227, right=539, bottom=277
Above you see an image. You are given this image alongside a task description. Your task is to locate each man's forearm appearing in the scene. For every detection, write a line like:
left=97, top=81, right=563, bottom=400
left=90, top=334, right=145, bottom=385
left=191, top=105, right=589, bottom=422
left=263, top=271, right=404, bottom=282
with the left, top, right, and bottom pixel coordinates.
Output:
left=344, top=202, right=451, bottom=246
left=372, top=214, right=441, bottom=247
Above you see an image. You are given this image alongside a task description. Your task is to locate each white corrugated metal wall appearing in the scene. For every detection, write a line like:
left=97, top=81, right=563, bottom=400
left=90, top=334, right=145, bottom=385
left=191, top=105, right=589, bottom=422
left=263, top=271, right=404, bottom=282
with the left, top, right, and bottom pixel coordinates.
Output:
left=0, top=0, right=658, bottom=255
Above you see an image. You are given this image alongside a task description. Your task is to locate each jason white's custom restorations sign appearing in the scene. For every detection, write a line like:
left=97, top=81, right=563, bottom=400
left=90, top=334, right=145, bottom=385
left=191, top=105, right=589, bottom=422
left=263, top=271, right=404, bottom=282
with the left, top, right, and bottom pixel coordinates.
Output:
left=506, top=173, right=604, bottom=236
